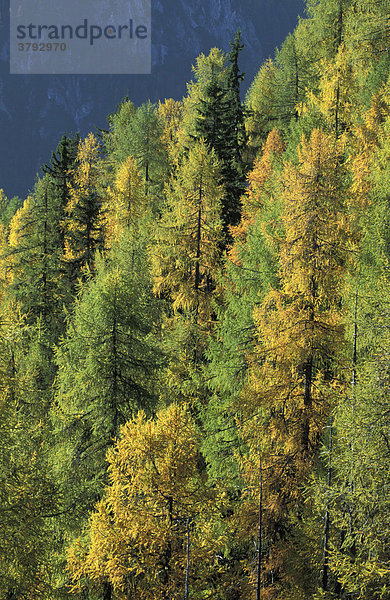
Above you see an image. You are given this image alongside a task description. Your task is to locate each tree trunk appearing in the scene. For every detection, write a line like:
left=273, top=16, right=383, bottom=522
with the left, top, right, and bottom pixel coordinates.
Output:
left=193, top=179, right=202, bottom=363
left=256, top=452, right=263, bottom=600
left=43, top=188, right=48, bottom=319
left=352, top=289, right=358, bottom=398
left=321, top=418, right=333, bottom=592
left=160, top=496, right=173, bottom=598
left=102, top=581, right=112, bottom=600
left=194, top=182, right=202, bottom=296
left=336, top=0, right=344, bottom=49
left=294, top=43, right=299, bottom=122
left=184, top=517, right=191, bottom=600
left=302, top=357, right=313, bottom=455
left=111, top=286, right=119, bottom=437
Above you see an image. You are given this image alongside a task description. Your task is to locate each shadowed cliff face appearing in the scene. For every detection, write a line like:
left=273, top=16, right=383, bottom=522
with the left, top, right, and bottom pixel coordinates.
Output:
left=0, top=0, right=304, bottom=198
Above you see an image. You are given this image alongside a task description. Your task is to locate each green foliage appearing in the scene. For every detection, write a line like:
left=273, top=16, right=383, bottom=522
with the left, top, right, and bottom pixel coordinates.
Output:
left=105, top=100, right=169, bottom=208
left=52, top=232, right=162, bottom=523
left=181, top=42, right=247, bottom=232
left=203, top=129, right=285, bottom=484
left=318, top=98, right=390, bottom=600
left=1, top=6, right=390, bottom=600
left=150, top=139, right=224, bottom=402
left=64, top=133, right=106, bottom=283
left=0, top=189, right=22, bottom=228
left=0, top=309, right=58, bottom=599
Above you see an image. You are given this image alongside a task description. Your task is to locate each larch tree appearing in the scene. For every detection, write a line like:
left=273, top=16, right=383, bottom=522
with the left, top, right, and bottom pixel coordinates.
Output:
left=63, top=133, right=106, bottom=285
left=151, top=140, right=223, bottom=322
left=103, top=155, right=146, bottom=249
left=0, top=189, right=22, bottom=232
left=179, top=47, right=228, bottom=150
left=105, top=100, right=169, bottom=211
left=67, top=404, right=226, bottom=600
left=123, top=101, right=168, bottom=192
left=273, top=32, right=316, bottom=129
left=245, top=59, right=277, bottom=154
left=345, top=0, right=390, bottom=69
left=304, top=0, right=354, bottom=59
left=305, top=44, right=358, bottom=137
left=9, top=177, right=66, bottom=338
left=320, top=85, right=390, bottom=600
left=240, top=128, right=355, bottom=597
left=199, top=129, right=286, bottom=600
left=150, top=139, right=224, bottom=396
left=0, top=307, right=58, bottom=600
left=52, top=232, right=163, bottom=535
left=104, top=97, right=137, bottom=162
left=158, top=98, right=184, bottom=164
left=4, top=134, right=79, bottom=336
left=203, top=129, right=286, bottom=483
left=245, top=31, right=315, bottom=156
left=7, top=196, right=36, bottom=298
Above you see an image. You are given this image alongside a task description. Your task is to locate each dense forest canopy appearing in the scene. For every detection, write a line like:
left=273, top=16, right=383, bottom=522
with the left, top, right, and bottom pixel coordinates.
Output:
left=0, top=1, right=390, bottom=598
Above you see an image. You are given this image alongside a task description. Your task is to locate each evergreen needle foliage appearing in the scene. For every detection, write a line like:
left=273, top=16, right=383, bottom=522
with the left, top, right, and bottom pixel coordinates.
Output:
left=0, top=6, right=389, bottom=599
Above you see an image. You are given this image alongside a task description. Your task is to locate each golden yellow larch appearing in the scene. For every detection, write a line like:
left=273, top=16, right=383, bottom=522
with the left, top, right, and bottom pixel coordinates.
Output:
left=240, top=128, right=355, bottom=594
left=67, top=404, right=226, bottom=599
left=103, top=156, right=145, bottom=249
left=158, top=98, right=184, bottom=162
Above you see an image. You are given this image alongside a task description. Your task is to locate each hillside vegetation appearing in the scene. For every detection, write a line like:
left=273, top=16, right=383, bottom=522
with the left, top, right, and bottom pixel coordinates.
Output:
left=0, top=1, right=389, bottom=598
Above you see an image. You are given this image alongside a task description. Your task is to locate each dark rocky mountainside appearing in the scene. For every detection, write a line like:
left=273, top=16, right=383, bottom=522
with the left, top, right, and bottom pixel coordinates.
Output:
left=0, top=0, right=304, bottom=198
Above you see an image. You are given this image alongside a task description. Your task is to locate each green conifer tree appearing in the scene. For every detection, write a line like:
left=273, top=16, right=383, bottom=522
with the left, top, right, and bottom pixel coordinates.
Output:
left=191, top=34, right=247, bottom=232
left=0, top=308, right=58, bottom=600
left=150, top=139, right=224, bottom=399
left=52, top=232, right=162, bottom=522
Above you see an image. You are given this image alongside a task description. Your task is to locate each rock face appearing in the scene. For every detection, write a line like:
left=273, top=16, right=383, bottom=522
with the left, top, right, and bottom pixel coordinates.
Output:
left=0, top=0, right=304, bottom=198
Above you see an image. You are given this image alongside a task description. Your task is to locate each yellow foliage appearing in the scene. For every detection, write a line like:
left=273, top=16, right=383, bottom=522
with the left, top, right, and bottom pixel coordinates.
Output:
left=306, top=45, right=358, bottom=134
left=350, top=84, right=390, bottom=212
left=67, top=133, right=101, bottom=211
left=63, top=133, right=105, bottom=272
left=230, top=128, right=285, bottom=249
left=239, top=129, right=355, bottom=589
left=8, top=196, right=34, bottom=250
left=67, top=404, right=225, bottom=599
left=0, top=222, right=10, bottom=300
left=103, top=156, right=145, bottom=248
left=7, top=196, right=35, bottom=285
left=245, top=58, right=276, bottom=150
left=150, top=139, right=224, bottom=327
left=158, top=98, right=184, bottom=162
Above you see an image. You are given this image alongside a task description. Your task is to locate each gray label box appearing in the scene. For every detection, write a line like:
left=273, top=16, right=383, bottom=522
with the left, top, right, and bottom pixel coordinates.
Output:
left=10, top=0, right=151, bottom=74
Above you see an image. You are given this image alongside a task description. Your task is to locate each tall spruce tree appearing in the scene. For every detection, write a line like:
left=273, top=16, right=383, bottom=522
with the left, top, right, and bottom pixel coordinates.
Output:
left=192, top=34, right=247, bottom=232
left=42, top=132, right=80, bottom=224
